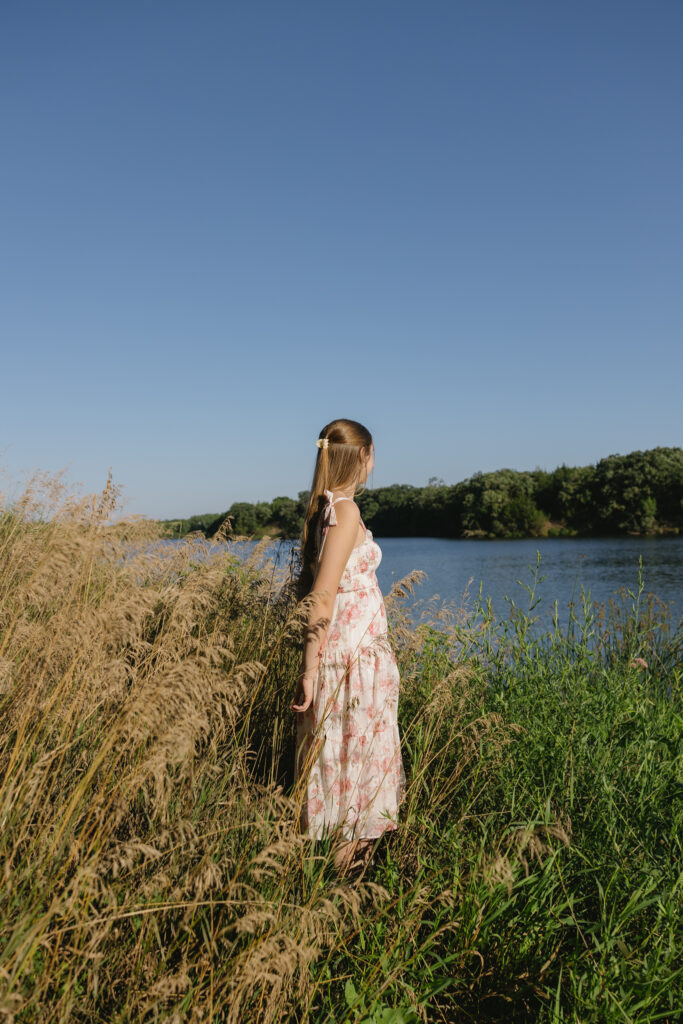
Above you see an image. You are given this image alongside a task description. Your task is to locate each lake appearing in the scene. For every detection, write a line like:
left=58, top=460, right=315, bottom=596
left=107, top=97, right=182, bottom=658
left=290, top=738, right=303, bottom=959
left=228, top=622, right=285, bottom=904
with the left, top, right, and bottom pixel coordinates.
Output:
left=160, top=534, right=683, bottom=630
left=374, top=535, right=683, bottom=628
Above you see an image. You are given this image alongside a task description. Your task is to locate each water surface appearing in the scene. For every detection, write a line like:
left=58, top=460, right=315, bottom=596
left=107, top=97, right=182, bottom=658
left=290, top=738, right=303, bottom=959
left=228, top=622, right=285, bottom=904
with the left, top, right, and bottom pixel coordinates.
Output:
left=146, top=535, right=683, bottom=628
left=374, top=535, right=683, bottom=627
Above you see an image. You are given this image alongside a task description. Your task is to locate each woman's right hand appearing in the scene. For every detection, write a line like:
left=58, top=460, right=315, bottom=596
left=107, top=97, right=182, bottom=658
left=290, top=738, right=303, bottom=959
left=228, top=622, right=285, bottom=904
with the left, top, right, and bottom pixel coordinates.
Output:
left=291, top=670, right=316, bottom=713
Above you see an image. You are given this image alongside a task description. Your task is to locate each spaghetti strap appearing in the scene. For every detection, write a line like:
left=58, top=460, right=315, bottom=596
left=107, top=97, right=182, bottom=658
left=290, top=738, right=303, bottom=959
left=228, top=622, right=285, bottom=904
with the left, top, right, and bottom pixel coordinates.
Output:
left=330, top=494, right=367, bottom=534
left=318, top=491, right=361, bottom=559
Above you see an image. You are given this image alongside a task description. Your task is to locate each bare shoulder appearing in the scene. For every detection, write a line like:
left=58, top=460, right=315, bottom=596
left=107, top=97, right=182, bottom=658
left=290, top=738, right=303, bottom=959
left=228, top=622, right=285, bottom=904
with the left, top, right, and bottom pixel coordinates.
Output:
left=332, top=497, right=361, bottom=528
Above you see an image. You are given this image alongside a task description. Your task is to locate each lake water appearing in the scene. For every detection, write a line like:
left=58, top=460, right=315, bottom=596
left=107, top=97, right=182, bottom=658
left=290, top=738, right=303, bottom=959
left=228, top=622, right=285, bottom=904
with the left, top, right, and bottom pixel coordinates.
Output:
left=166, top=534, right=683, bottom=630
left=374, top=535, right=683, bottom=628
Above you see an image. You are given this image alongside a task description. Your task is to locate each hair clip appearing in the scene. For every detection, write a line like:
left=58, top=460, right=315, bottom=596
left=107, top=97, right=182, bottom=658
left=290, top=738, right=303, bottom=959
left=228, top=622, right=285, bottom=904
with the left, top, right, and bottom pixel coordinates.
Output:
left=316, top=438, right=329, bottom=449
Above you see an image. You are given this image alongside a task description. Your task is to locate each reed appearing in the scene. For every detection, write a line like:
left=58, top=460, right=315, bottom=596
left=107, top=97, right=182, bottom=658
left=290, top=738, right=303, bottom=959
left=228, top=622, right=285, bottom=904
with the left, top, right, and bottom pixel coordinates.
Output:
left=0, top=471, right=680, bottom=1022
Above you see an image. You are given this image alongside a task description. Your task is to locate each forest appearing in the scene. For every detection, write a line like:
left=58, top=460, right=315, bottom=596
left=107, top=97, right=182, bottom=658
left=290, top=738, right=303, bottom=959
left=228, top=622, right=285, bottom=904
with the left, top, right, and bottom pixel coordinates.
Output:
left=160, top=446, right=683, bottom=541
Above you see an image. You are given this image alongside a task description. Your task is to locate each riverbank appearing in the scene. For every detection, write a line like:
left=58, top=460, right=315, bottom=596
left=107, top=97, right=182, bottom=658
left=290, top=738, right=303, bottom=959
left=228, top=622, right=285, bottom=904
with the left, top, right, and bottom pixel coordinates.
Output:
left=160, top=520, right=682, bottom=542
left=1, top=479, right=681, bottom=1021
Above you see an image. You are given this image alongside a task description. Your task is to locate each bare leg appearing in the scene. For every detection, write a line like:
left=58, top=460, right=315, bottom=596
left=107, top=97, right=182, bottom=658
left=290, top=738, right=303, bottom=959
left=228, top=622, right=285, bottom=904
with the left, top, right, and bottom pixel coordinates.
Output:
left=357, top=838, right=374, bottom=866
left=333, top=837, right=358, bottom=872
left=333, top=836, right=374, bottom=873
left=359, top=838, right=374, bottom=862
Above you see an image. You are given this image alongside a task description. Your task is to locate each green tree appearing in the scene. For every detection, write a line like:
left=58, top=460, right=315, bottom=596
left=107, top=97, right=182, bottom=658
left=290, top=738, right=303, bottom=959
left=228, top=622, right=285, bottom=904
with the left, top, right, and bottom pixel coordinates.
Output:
left=271, top=496, right=302, bottom=537
left=592, top=448, right=682, bottom=534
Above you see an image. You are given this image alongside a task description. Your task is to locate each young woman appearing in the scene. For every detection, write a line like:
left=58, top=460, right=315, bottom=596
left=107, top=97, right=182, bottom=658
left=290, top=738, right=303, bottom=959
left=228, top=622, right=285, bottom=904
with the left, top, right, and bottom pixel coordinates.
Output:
left=291, top=418, right=406, bottom=873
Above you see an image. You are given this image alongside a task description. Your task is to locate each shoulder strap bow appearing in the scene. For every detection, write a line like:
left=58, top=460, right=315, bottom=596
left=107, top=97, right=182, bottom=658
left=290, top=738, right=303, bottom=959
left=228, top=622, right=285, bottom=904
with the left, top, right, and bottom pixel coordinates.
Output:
left=322, top=489, right=337, bottom=526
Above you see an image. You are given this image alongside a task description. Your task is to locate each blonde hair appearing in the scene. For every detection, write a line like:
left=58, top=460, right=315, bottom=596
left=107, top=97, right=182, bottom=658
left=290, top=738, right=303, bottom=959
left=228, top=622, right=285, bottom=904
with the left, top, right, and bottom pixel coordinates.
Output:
left=296, top=418, right=373, bottom=597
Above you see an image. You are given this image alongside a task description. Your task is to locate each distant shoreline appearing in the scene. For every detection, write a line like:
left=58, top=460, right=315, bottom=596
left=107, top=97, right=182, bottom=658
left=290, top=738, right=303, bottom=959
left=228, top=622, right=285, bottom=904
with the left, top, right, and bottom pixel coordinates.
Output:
left=157, top=445, right=683, bottom=543
left=157, top=526, right=682, bottom=543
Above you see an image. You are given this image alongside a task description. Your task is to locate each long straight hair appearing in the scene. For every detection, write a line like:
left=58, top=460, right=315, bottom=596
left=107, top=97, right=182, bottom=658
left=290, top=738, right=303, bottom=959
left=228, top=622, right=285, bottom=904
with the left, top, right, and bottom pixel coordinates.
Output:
left=296, top=418, right=373, bottom=598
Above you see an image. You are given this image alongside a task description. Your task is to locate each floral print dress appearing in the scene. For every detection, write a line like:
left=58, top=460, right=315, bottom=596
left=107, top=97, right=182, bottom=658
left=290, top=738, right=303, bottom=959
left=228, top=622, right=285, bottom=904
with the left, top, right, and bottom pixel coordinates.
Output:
left=295, top=490, right=406, bottom=842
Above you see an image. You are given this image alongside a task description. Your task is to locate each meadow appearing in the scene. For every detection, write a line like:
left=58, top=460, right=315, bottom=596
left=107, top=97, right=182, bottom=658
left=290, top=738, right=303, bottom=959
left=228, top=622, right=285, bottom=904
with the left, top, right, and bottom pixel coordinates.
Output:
left=0, top=470, right=681, bottom=1023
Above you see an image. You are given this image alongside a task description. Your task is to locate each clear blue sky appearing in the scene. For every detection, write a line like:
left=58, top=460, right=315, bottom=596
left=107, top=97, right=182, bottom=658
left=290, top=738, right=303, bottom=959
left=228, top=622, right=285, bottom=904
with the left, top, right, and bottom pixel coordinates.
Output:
left=2, top=1, right=681, bottom=519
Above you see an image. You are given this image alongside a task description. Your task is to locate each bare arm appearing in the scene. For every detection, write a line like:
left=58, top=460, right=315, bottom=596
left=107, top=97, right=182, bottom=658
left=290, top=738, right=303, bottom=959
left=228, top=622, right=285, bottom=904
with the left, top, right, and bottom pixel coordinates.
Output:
left=291, top=500, right=360, bottom=712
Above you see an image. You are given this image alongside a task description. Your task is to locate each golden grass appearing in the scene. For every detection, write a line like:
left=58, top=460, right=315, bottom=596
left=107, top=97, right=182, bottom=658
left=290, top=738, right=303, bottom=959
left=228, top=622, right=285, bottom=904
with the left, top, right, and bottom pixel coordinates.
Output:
left=0, top=469, right=567, bottom=1022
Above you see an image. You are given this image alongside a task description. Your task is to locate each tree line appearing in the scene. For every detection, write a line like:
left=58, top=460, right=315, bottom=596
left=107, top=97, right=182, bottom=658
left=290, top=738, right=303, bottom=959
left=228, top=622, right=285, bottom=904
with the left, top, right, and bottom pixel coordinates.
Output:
left=159, top=446, right=683, bottom=541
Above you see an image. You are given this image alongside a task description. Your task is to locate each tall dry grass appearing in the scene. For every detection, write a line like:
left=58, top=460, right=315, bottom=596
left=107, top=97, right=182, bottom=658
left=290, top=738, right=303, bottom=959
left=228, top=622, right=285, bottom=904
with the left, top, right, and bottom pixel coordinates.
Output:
left=1, top=470, right=680, bottom=1022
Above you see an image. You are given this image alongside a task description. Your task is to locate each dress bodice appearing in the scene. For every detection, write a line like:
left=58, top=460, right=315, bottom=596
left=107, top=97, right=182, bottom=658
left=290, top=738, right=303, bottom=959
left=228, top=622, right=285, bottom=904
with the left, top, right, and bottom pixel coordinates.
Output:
left=318, top=489, right=382, bottom=593
left=335, top=531, right=382, bottom=593
left=315, top=490, right=388, bottom=664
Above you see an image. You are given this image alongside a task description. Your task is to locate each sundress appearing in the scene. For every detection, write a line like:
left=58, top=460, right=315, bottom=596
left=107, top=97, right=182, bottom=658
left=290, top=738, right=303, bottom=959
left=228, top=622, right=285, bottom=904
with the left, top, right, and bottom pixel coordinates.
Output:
left=294, top=489, right=406, bottom=842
